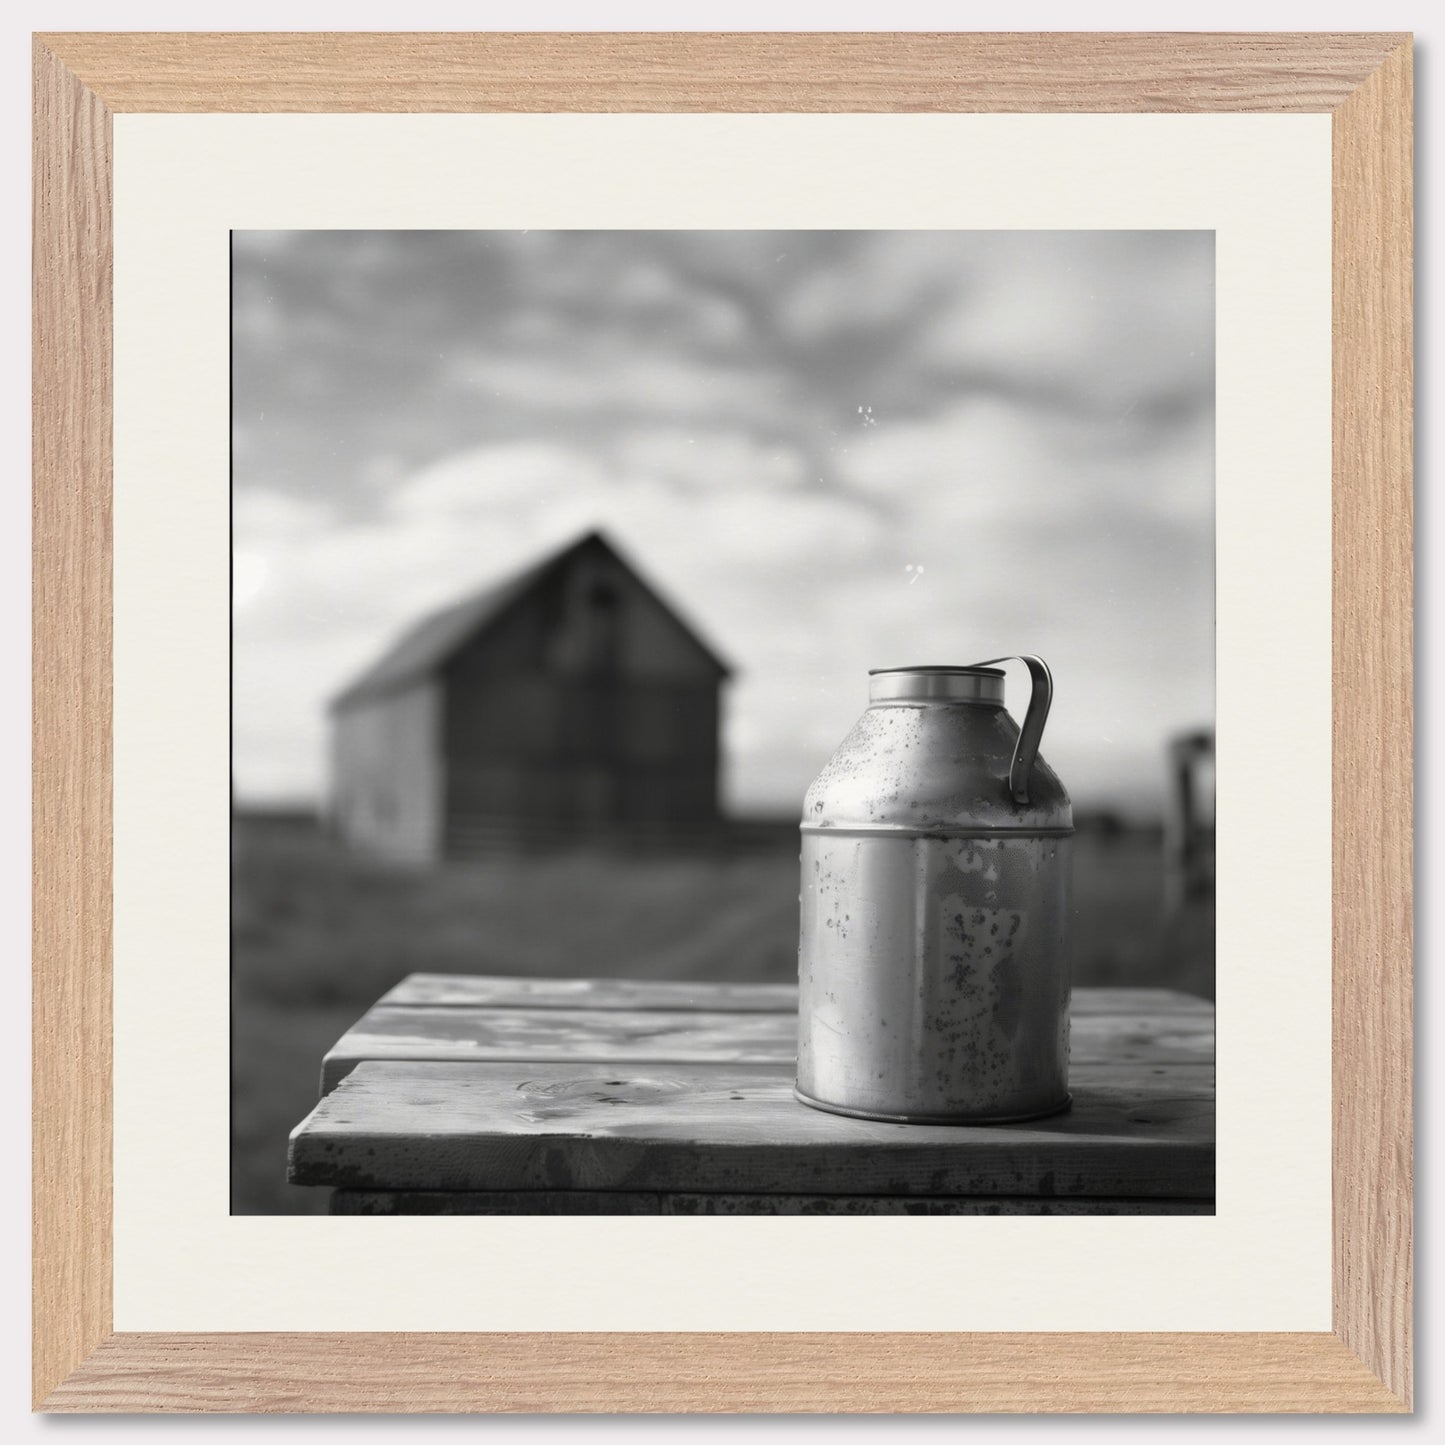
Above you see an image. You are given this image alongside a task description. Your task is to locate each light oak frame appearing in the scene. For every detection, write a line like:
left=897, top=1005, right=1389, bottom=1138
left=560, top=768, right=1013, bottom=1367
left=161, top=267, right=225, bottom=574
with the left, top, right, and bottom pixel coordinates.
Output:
left=32, top=32, right=1413, bottom=1413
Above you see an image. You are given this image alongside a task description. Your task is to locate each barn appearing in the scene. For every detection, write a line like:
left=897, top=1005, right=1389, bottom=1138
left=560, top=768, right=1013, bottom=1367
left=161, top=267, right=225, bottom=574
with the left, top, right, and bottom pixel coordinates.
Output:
left=328, top=530, right=731, bottom=860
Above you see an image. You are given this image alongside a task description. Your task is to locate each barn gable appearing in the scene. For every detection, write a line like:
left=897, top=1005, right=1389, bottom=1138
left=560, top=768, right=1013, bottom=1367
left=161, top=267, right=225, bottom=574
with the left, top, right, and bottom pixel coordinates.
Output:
left=331, top=530, right=729, bottom=711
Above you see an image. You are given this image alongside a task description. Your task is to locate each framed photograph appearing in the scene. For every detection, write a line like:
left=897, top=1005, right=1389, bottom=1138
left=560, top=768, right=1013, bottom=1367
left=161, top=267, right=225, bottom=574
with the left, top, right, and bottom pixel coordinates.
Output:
left=33, top=32, right=1412, bottom=1412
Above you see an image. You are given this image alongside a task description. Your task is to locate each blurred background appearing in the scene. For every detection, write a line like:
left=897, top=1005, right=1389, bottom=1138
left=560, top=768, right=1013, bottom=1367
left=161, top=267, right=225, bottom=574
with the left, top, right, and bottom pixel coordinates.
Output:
left=232, top=230, right=1215, bottom=1214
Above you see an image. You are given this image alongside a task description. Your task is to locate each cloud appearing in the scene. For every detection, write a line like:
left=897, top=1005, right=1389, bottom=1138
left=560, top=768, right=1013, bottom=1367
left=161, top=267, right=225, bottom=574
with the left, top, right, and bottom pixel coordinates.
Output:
left=916, top=231, right=1215, bottom=416
left=612, top=427, right=809, bottom=496
left=232, top=230, right=1214, bottom=814
left=441, top=345, right=798, bottom=426
left=778, top=231, right=962, bottom=344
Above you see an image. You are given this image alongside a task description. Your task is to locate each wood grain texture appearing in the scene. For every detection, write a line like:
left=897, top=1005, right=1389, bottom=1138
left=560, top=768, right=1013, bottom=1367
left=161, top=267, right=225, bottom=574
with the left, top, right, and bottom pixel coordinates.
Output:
left=290, top=1060, right=1214, bottom=1197
left=31, top=29, right=1412, bottom=1413
left=320, top=992, right=1215, bottom=1090
left=36, top=31, right=1409, bottom=114
left=1331, top=37, right=1414, bottom=1408
left=381, top=971, right=1211, bottom=1014
left=324, top=1005, right=797, bottom=1083
left=331, top=1189, right=1216, bottom=1216
left=32, top=37, right=113, bottom=1411
left=41, top=1333, right=1403, bottom=1413
left=381, top=972, right=799, bottom=1011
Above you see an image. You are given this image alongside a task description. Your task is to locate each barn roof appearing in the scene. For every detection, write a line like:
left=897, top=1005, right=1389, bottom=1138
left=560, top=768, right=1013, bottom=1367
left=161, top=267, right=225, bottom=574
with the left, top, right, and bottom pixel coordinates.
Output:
left=330, top=530, right=731, bottom=710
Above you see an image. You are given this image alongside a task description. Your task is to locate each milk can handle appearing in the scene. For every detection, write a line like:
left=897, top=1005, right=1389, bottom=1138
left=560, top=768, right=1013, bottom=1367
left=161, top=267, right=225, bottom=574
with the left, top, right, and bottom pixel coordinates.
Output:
left=972, top=655, right=1053, bottom=806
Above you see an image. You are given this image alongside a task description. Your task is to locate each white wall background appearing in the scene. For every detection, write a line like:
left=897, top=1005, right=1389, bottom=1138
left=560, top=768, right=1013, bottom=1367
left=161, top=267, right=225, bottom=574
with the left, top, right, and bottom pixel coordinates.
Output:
left=6, top=2, right=1439, bottom=1442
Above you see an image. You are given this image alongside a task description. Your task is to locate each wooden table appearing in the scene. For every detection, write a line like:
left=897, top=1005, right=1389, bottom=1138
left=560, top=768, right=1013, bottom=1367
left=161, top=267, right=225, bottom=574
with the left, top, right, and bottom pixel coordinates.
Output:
left=288, top=974, right=1215, bottom=1215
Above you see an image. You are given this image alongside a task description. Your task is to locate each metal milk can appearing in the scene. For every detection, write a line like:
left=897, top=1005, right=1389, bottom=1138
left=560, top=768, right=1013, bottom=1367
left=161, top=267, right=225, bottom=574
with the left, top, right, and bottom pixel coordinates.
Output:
left=796, top=657, right=1074, bottom=1124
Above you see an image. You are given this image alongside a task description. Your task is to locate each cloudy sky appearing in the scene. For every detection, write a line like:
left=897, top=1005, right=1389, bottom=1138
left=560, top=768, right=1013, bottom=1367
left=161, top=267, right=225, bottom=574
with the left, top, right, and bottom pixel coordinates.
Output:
left=232, top=229, right=1213, bottom=817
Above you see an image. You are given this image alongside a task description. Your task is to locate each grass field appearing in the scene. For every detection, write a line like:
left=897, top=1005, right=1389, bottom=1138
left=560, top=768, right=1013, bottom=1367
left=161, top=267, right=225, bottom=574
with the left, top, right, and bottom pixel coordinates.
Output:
left=233, top=815, right=1211, bottom=1215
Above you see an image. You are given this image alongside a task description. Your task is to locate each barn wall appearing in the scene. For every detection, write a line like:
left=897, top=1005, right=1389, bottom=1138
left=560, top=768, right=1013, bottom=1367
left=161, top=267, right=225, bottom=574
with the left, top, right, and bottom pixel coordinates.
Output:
left=330, top=682, right=442, bottom=861
left=443, top=677, right=718, bottom=829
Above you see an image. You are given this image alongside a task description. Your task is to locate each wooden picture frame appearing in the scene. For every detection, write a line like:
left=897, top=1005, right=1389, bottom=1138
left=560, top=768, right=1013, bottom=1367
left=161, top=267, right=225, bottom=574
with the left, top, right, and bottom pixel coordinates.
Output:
left=32, top=32, right=1412, bottom=1412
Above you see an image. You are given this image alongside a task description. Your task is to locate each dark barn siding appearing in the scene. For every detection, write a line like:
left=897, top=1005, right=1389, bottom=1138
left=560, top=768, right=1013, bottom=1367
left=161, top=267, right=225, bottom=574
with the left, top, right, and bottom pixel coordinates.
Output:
left=444, top=680, right=720, bottom=836
left=443, top=543, right=722, bottom=843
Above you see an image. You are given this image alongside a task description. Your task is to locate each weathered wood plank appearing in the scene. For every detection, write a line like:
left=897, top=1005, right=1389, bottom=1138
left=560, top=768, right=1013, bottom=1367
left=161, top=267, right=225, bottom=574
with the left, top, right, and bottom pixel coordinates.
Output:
left=330, top=1189, right=1215, bottom=1217
left=291, top=1061, right=1213, bottom=1198
left=379, top=973, right=1210, bottom=1015
left=321, top=1007, right=794, bottom=1091
left=332, top=1189, right=665, bottom=1215
left=667, top=1193, right=1215, bottom=1216
left=379, top=973, right=799, bottom=1012
left=321, top=1003, right=1215, bottom=1091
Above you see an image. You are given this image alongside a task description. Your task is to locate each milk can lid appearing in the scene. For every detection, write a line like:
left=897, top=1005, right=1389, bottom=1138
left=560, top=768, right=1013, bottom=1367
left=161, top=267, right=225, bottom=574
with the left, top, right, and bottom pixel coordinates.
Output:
left=868, top=666, right=1005, bottom=703
left=869, top=664, right=1005, bottom=677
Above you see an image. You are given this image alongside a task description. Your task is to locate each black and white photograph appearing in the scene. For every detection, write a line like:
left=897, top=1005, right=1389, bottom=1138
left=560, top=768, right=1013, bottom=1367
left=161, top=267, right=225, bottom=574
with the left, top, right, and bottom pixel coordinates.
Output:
left=231, top=229, right=1216, bottom=1217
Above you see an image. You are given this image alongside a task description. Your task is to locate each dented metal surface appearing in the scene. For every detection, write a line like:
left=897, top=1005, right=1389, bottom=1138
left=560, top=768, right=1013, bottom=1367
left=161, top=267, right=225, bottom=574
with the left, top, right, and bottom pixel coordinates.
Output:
left=796, top=661, right=1075, bottom=1124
